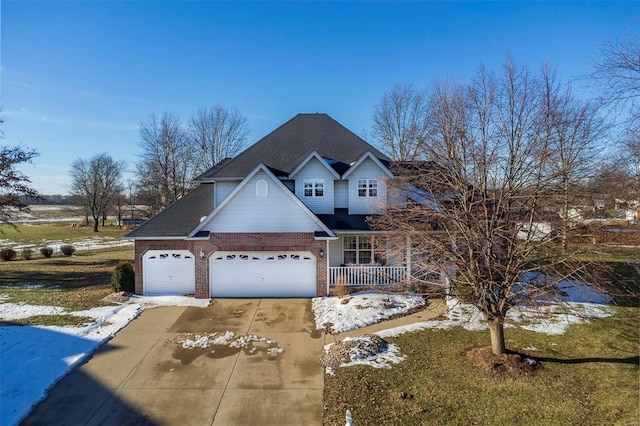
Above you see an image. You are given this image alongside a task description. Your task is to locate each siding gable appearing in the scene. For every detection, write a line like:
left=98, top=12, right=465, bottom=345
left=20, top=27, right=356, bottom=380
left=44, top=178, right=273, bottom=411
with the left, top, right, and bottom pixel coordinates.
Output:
left=198, top=166, right=331, bottom=234
left=347, top=157, right=389, bottom=214
left=293, top=156, right=336, bottom=214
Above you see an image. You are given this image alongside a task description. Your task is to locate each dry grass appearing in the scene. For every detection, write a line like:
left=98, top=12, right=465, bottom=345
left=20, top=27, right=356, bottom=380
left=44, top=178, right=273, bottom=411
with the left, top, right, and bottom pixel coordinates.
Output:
left=0, top=246, right=134, bottom=319
left=324, top=307, right=639, bottom=426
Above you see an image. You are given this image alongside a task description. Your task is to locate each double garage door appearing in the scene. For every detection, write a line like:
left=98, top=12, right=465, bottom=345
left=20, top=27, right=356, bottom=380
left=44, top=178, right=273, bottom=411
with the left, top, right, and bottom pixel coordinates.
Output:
left=142, top=250, right=316, bottom=297
left=210, top=251, right=316, bottom=298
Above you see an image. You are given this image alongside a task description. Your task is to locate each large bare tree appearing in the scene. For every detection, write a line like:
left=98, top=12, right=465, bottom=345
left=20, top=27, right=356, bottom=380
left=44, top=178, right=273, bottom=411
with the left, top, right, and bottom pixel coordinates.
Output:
left=70, top=153, right=125, bottom=232
left=189, top=106, right=249, bottom=174
left=0, top=114, right=40, bottom=225
left=590, top=32, right=640, bottom=132
left=372, top=58, right=605, bottom=355
left=136, top=112, right=197, bottom=215
left=540, top=65, right=605, bottom=251
left=372, top=84, right=429, bottom=161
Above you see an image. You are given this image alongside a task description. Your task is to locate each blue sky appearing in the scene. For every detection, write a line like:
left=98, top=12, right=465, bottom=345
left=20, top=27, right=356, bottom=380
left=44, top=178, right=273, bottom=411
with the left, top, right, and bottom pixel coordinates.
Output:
left=1, top=1, right=637, bottom=195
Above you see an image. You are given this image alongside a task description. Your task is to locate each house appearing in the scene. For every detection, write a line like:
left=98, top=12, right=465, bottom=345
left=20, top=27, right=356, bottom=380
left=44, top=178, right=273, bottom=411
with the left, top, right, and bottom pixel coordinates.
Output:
left=125, top=113, right=413, bottom=298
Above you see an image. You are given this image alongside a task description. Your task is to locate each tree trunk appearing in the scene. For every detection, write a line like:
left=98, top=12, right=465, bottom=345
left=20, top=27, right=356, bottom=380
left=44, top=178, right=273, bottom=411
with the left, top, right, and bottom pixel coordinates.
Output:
left=488, top=317, right=506, bottom=354
left=93, top=216, right=99, bottom=232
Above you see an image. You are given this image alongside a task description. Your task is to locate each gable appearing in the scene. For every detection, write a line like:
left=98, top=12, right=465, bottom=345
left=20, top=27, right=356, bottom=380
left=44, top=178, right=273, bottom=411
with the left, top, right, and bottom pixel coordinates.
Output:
left=199, top=169, right=330, bottom=233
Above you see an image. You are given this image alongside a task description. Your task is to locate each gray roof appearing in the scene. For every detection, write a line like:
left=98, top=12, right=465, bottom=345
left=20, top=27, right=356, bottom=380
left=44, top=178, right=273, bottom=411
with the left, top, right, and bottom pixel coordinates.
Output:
left=125, top=183, right=214, bottom=238
left=317, top=208, right=373, bottom=231
left=195, top=113, right=389, bottom=180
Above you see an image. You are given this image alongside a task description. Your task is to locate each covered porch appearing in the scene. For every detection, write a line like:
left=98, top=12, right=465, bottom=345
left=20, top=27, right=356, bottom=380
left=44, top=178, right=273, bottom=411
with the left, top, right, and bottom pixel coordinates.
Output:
left=326, top=233, right=411, bottom=289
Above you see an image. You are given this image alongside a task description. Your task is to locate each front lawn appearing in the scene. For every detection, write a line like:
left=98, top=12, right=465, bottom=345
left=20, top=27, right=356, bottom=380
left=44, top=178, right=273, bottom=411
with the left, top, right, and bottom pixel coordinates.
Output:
left=0, top=246, right=134, bottom=321
left=323, top=306, right=639, bottom=425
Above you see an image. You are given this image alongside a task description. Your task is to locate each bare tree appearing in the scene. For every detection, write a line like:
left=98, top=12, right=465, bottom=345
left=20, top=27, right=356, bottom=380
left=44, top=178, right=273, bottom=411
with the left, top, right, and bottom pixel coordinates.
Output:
left=0, top=115, right=40, bottom=225
left=136, top=112, right=197, bottom=215
left=540, top=64, right=605, bottom=251
left=189, top=106, right=249, bottom=174
left=373, top=58, right=605, bottom=355
left=590, top=32, right=640, bottom=131
left=372, top=84, right=429, bottom=161
left=70, top=153, right=125, bottom=232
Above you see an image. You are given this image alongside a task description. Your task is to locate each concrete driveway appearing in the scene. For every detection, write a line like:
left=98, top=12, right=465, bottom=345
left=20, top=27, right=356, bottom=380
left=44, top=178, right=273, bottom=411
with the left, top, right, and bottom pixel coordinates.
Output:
left=22, top=299, right=325, bottom=426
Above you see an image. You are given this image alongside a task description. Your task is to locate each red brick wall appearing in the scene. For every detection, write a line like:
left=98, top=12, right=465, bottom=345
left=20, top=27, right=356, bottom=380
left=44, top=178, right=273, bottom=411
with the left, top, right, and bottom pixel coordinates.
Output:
left=134, top=233, right=328, bottom=298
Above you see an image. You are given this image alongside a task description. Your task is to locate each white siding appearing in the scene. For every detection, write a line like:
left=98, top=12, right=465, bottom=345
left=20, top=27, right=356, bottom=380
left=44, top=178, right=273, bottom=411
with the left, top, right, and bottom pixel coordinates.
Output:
left=203, top=170, right=324, bottom=233
left=215, top=181, right=240, bottom=207
left=348, top=158, right=387, bottom=214
left=334, top=180, right=348, bottom=208
left=328, top=238, right=343, bottom=267
left=294, top=157, right=335, bottom=214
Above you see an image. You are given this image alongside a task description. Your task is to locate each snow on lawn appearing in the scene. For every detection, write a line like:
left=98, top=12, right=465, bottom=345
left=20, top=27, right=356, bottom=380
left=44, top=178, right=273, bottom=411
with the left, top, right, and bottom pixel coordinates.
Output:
left=312, top=292, right=426, bottom=333
left=376, top=297, right=613, bottom=338
left=0, top=294, right=209, bottom=426
left=315, top=288, right=613, bottom=373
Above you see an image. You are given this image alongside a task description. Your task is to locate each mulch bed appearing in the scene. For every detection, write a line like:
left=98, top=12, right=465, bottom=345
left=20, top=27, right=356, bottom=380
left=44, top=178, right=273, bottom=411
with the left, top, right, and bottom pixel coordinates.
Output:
left=465, top=346, right=543, bottom=377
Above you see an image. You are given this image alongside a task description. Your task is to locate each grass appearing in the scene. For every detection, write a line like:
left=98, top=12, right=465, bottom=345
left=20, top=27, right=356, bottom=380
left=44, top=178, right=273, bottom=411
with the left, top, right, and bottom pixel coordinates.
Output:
left=0, top=246, right=134, bottom=324
left=0, top=222, right=129, bottom=247
left=2, top=314, right=96, bottom=327
left=323, top=307, right=639, bottom=426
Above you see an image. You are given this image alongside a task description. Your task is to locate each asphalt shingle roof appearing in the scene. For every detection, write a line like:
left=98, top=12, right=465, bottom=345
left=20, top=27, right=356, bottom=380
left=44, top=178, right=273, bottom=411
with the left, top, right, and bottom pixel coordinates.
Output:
left=195, top=113, right=389, bottom=180
left=125, top=183, right=214, bottom=238
left=317, top=208, right=374, bottom=231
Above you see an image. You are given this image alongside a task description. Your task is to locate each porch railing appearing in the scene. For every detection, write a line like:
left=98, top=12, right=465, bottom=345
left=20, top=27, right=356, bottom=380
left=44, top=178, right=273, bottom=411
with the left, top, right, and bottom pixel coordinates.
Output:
left=329, top=266, right=408, bottom=287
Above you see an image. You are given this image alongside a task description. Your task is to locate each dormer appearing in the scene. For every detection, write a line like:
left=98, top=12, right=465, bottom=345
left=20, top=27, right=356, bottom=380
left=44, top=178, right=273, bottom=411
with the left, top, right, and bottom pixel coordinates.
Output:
left=289, top=152, right=340, bottom=214
left=342, top=152, right=394, bottom=215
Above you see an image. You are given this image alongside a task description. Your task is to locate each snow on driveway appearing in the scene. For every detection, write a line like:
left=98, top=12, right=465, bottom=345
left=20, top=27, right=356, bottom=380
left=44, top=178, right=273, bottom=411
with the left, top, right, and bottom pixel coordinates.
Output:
left=0, top=295, right=210, bottom=426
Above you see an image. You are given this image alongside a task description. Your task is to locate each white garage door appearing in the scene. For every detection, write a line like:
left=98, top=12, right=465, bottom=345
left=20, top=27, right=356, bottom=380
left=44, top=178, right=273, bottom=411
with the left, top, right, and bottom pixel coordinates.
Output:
left=210, top=251, right=316, bottom=298
left=143, top=250, right=195, bottom=295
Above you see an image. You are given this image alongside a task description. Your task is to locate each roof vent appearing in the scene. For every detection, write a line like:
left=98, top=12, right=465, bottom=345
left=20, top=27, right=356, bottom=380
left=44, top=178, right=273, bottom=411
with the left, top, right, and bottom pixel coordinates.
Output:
left=200, top=216, right=207, bottom=223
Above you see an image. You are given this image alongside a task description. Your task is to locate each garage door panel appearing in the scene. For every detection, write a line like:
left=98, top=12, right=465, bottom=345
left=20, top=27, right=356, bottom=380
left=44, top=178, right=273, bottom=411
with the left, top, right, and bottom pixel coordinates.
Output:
left=143, top=250, right=195, bottom=295
left=210, top=251, right=316, bottom=298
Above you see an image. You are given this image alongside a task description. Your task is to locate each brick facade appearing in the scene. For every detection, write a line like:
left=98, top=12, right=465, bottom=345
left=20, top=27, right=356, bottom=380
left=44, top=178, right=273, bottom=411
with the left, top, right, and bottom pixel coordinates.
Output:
left=134, top=233, right=328, bottom=298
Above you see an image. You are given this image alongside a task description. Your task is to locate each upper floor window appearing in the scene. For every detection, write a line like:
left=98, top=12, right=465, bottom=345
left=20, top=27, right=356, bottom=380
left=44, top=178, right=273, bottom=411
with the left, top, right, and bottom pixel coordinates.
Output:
left=303, top=179, right=324, bottom=197
left=357, top=179, right=377, bottom=197
left=256, top=179, right=268, bottom=197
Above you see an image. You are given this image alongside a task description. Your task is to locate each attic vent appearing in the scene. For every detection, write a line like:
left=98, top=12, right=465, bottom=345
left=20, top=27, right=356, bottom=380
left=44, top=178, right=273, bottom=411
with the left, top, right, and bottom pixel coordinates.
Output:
left=256, top=179, right=268, bottom=197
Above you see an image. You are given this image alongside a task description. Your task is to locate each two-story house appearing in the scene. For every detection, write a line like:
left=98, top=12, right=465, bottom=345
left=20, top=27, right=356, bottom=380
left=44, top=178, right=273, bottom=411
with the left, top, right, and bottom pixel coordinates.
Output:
left=125, top=113, right=411, bottom=298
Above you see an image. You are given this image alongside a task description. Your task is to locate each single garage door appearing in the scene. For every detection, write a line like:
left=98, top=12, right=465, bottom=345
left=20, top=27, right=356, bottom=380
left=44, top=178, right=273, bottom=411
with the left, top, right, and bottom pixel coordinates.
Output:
left=143, top=250, right=195, bottom=295
left=210, top=251, right=316, bottom=298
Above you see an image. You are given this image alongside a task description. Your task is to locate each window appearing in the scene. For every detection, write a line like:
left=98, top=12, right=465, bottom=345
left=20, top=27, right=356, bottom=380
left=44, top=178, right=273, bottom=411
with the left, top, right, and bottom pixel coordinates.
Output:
left=342, top=235, right=386, bottom=264
left=357, top=179, right=377, bottom=197
left=256, top=179, right=268, bottom=197
left=303, top=179, right=324, bottom=197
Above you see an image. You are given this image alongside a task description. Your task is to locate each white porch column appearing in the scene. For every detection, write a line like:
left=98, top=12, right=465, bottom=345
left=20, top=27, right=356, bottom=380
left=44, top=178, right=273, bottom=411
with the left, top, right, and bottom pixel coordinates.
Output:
left=326, top=240, right=330, bottom=295
left=405, top=235, right=411, bottom=279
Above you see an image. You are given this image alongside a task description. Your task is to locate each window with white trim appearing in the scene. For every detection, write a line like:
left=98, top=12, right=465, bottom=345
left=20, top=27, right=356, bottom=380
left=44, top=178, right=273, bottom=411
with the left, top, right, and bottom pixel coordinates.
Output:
left=342, top=235, right=386, bottom=265
left=303, top=179, right=324, bottom=197
left=357, top=179, right=377, bottom=197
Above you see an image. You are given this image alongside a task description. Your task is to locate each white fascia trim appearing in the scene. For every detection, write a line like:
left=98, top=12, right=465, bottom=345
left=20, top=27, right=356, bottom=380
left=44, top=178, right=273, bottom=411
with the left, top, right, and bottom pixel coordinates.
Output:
left=123, top=236, right=186, bottom=241
left=331, top=230, right=387, bottom=234
left=189, top=163, right=336, bottom=238
left=288, top=151, right=341, bottom=180
left=314, top=235, right=339, bottom=241
left=342, top=151, right=394, bottom=179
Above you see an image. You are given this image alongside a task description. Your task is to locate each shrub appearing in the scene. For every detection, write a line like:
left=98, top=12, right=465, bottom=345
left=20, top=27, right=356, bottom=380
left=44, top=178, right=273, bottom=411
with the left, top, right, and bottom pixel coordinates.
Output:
left=0, top=248, right=17, bottom=261
left=111, top=262, right=135, bottom=293
left=40, top=247, right=54, bottom=258
left=60, top=244, right=76, bottom=256
left=20, top=248, right=34, bottom=260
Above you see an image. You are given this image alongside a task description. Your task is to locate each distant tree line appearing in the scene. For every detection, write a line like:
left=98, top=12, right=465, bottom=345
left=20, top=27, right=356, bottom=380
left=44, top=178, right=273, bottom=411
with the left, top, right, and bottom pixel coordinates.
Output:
left=62, top=105, right=249, bottom=231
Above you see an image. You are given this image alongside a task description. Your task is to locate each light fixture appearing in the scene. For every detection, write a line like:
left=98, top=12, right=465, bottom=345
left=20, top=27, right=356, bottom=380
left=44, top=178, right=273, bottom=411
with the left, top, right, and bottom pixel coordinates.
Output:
left=199, top=249, right=205, bottom=259
left=320, top=249, right=324, bottom=257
